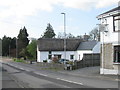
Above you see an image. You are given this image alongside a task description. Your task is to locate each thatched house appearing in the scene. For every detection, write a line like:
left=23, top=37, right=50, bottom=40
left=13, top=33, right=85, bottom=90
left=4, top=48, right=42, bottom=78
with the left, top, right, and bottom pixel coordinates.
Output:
left=37, top=38, right=100, bottom=62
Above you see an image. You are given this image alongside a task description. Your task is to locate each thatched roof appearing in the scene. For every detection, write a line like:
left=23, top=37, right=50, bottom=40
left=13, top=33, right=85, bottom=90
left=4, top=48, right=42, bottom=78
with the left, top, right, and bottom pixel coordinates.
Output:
left=38, top=38, right=82, bottom=51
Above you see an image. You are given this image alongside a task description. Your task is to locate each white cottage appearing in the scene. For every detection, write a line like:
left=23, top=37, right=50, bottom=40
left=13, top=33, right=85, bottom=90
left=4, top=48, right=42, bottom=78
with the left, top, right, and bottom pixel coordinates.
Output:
left=97, top=5, right=120, bottom=75
left=37, top=38, right=100, bottom=62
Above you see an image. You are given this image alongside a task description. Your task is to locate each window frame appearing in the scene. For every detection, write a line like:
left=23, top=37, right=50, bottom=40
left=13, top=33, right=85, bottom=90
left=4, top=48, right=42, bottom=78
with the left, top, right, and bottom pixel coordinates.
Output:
left=70, top=55, right=74, bottom=60
left=113, top=45, right=120, bottom=63
left=113, top=15, right=120, bottom=32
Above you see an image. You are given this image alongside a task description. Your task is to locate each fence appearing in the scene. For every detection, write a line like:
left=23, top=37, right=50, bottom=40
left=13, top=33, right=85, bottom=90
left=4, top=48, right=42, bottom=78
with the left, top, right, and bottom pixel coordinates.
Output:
left=36, top=62, right=65, bottom=70
left=74, top=53, right=100, bottom=69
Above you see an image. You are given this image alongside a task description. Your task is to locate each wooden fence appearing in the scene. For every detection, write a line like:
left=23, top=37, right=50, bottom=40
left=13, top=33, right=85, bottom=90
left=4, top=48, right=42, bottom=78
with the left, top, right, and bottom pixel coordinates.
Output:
left=74, top=53, right=100, bottom=69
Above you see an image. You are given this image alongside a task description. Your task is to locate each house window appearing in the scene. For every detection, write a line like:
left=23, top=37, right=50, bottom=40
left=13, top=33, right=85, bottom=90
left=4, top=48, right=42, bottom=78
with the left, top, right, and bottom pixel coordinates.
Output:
left=49, top=51, right=52, bottom=54
left=48, top=55, right=52, bottom=59
left=70, top=55, right=74, bottom=59
left=48, top=51, right=52, bottom=59
left=114, top=45, right=120, bottom=63
left=113, top=15, right=120, bottom=32
left=54, top=55, right=61, bottom=59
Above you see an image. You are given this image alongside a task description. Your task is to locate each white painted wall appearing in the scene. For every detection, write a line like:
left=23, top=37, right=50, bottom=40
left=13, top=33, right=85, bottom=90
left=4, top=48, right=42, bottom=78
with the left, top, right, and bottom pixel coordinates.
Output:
left=37, top=51, right=77, bottom=62
left=93, top=42, right=100, bottom=53
left=100, top=16, right=119, bottom=44
left=37, top=45, right=41, bottom=62
left=99, top=14, right=120, bottom=75
left=77, top=50, right=93, bottom=60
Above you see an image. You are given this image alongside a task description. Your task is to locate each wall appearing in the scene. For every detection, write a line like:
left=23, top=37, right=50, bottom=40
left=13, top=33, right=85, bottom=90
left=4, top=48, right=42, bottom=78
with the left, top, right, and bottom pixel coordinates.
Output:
left=77, top=50, right=93, bottom=60
left=93, top=42, right=101, bottom=53
left=99, top=15, right=120, bottom=75
left=37, top=45, right=41, bottom=62
left=102, top=43, right=113, bottom=69
left=37, top=51, right=76, bottom=62
left=100, top=16, right=119, bottom=44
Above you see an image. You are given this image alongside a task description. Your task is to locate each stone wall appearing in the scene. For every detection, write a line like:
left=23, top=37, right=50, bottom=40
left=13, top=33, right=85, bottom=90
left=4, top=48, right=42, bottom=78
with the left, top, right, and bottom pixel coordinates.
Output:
left=102, top=43, right=114, bottom=69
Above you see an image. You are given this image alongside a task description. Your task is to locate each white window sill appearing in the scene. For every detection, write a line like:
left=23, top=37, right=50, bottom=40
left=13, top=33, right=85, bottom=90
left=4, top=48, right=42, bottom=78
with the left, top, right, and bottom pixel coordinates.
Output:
left=113, top=63, right=120, bottom=65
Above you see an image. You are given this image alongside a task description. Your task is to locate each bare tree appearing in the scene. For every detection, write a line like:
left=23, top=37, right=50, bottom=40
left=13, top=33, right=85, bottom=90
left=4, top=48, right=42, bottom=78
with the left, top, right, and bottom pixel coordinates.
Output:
left=89, top=27, right=100, bottom=41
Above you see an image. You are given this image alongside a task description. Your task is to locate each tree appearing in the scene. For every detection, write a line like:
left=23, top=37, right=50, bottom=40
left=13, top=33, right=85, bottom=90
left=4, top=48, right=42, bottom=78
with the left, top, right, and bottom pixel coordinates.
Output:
left=27, top=40, right=37, bottom=60
left=89, top=27, right=100, bottom=41
left=57, top=32, right=75, bottom=39
left=42, top=23, right=56, bottom=38
left=2, top=36, right=12, bottom=56
left=66, top=33, right=75, bottom=38
left=2, top=35, right=17, bottom=57
left=17, top=26, right=29, bottom=57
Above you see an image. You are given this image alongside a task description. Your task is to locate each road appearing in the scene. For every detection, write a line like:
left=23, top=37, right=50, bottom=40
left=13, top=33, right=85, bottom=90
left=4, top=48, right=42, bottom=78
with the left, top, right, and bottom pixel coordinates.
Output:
left=0, top=59, right=119, bottom=89
left=2, top=63, right=90, bottom=88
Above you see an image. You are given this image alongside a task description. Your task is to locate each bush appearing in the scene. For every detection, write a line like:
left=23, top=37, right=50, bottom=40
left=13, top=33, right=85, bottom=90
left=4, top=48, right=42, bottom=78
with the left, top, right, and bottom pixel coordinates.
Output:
left=68, top=61, right=73, bottom=65
left=52, top=56, right=59, bottom=63
left=13, top=58, right=25, bottom=62
left=43, top=60, right=47, bottom=63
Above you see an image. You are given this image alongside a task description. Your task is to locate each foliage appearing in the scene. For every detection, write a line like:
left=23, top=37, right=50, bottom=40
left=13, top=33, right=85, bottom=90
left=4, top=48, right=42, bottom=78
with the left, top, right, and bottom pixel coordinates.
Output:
left=52, top=56, right=59, bottom=63
left=17, top=26, right=29, bottom=57
left=89, top=27, right=100, bottom=41
left=13, top=58, right=25, bottom=62
left=2, top=35, right=16, bottom=56
left=57, top=32, right=75, bottom=39
left=27, top=40, right=37, bottom=60
left=43, top=60, right=47, bottom=63
left=42, top=23, right=56, bottom=38
left=68, top=61, right=74, bottom=65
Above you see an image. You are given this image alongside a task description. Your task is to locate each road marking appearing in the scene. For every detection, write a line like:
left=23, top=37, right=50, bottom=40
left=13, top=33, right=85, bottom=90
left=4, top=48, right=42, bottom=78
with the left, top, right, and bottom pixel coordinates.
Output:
left=20, top=67, right=24, bottom=70
left=34, top=72, right=48, bottom=76
left=56, top=78, right=83, bottom=85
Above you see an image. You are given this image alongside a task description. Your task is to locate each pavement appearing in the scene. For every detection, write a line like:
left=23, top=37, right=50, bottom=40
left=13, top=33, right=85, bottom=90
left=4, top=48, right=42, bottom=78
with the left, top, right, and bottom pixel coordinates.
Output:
left=1, top=58, right=120, bottom=82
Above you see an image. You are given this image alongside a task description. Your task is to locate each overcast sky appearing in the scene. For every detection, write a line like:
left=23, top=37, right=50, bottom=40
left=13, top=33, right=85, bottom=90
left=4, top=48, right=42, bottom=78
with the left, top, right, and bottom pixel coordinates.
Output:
left=0, top=0, right=119, bottom=39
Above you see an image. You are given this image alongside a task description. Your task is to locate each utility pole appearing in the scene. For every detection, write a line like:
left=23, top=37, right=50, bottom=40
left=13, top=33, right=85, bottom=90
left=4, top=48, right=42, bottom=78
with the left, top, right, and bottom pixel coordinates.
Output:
left=61, top=13, right=66, bottom=59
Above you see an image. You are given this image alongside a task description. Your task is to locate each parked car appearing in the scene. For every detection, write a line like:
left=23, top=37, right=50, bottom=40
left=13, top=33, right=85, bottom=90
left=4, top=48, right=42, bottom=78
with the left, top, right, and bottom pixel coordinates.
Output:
left=58, top=59, right=69, bottom=64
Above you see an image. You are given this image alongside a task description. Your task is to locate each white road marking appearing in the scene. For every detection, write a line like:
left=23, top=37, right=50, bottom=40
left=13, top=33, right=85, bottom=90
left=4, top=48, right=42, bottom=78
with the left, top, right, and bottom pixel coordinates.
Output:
left=20, top=67, right=24, bottom=70
left=34, top=72, right=48, bottom=76
left=56, top=78, right=83, bottom=85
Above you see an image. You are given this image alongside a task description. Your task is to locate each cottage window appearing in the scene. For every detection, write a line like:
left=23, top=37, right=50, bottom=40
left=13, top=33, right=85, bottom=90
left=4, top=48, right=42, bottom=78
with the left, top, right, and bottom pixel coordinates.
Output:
left=49, top=51, right=52, bottom=54
left=114, top=45, right=120, bottom=63
left=48, top=55, right=52, bottom=59
left=70, top=55, right=74, bottom=59
left=54, top=55, right=61, bottom=59
left=113, top=15, right=120, bottom=32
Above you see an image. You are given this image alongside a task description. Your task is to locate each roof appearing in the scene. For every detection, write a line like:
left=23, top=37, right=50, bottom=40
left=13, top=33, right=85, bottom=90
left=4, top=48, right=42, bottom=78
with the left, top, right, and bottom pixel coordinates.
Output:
left=77, top=41, right=98, bottom=50
left=97, top=6, right=120, bottom=19
left=38, top=38, right=82, bottom=51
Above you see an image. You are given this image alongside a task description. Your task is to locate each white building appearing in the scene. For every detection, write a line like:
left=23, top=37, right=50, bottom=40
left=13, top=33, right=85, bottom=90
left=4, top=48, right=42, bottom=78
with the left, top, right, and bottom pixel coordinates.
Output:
left=37, top=38, right=100, bottom=62
left=97, top=5, right=120, bottom=75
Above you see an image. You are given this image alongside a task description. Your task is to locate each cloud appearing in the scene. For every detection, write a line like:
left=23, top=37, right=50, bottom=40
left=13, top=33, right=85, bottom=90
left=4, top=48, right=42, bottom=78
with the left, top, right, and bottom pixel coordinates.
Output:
left=0, top=0, right=119, bottom=38
left=59, top=0, right=119, bottom=10
left=0, top=0, right=119, bottom=19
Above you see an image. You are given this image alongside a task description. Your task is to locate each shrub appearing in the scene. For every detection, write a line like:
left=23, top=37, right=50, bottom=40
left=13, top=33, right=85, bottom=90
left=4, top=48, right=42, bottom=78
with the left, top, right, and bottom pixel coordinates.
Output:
left=52, top=56, right=59, bottom=63
left=43, top=60, right=47, bottom=63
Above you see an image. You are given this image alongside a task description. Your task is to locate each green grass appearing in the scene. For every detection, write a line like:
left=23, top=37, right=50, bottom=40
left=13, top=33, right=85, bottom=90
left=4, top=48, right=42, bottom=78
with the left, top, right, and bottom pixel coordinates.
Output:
left=13, top=58, right=25, bottom=63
